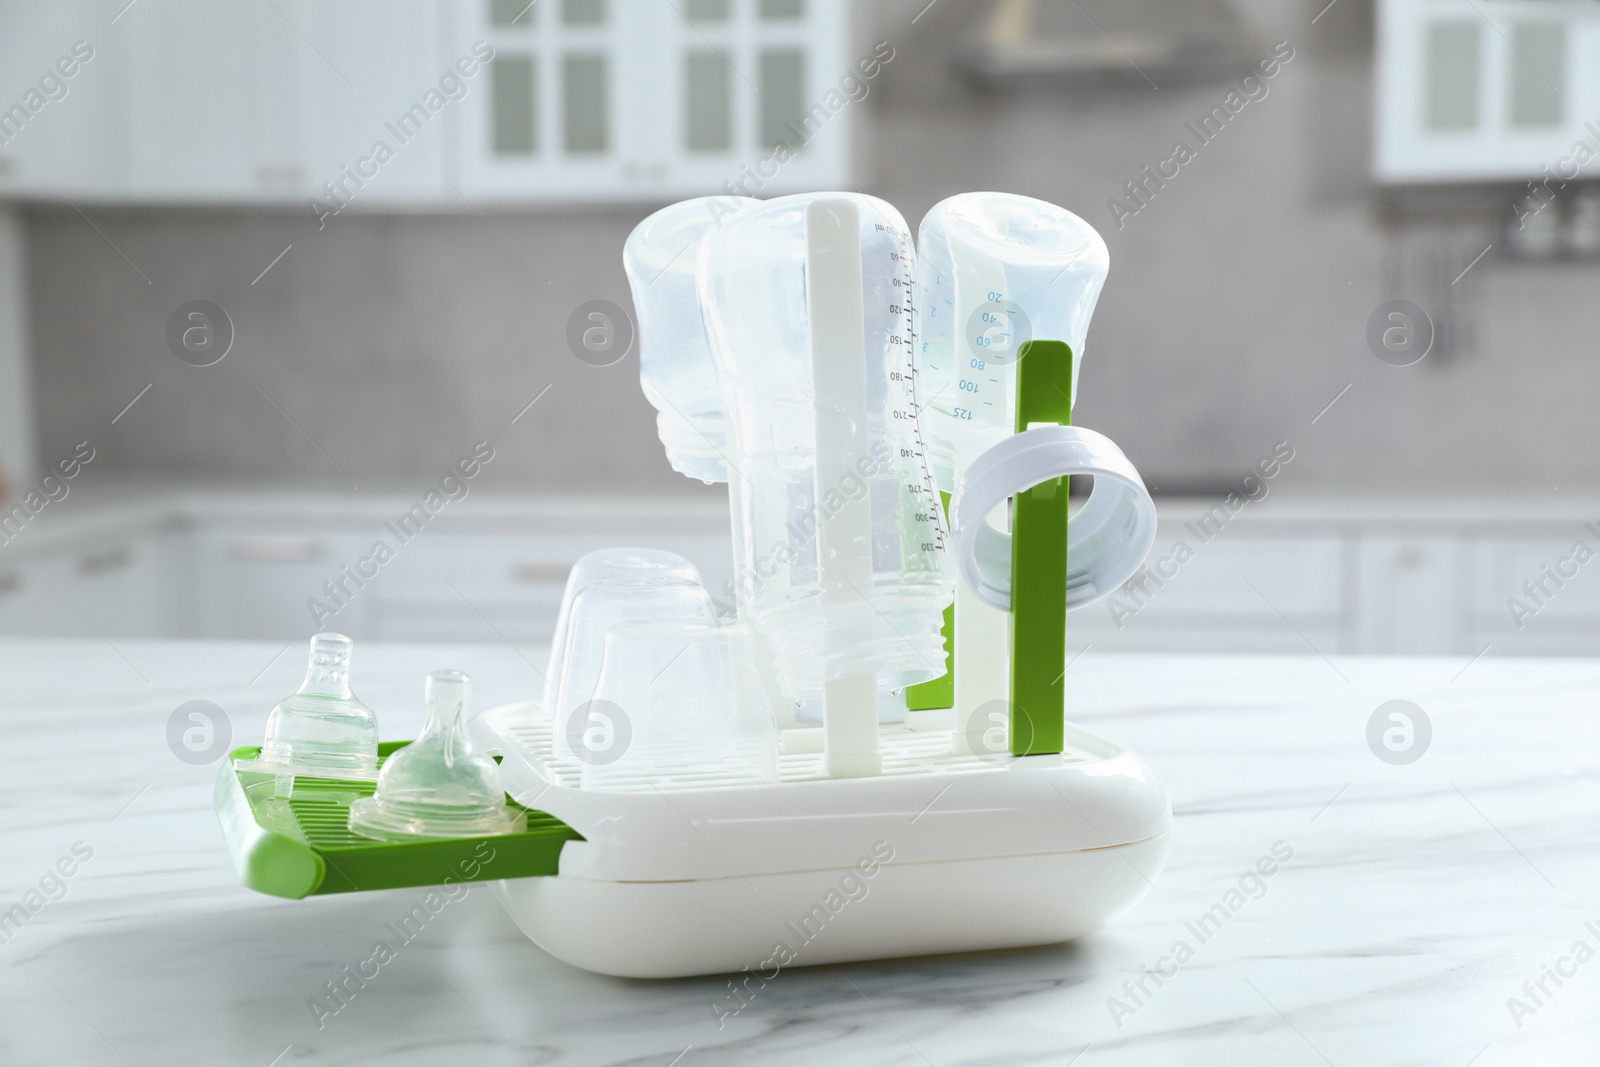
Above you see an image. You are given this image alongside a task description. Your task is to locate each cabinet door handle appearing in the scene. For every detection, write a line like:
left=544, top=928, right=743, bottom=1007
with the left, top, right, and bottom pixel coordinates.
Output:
left=510, top=562, right=571, bottom=584
left=78, top=547, right=131, bottom=575
left=228, top=535, right=325, bottom=562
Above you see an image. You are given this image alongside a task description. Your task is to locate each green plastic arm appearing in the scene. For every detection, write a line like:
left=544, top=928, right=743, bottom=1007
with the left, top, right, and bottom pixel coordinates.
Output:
left=1009, top=339, right=1072, bottom=755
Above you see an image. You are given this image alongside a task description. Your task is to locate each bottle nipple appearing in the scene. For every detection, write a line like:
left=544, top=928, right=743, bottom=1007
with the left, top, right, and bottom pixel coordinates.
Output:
left=300, top=632, right=354, bottom=698
left=239, top=632, right=380, bottom=783
left=347, top=670, right=525, bottom=842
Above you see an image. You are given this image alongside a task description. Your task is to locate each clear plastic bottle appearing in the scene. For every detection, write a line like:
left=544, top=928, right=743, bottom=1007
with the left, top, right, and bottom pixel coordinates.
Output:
left=624, top=196, right=755, bottom=484
left=242, top=632, right=379, bottom=781
left=698, top=192, right=952, bottom=698
left=914, top=192, right=1110, bottom=493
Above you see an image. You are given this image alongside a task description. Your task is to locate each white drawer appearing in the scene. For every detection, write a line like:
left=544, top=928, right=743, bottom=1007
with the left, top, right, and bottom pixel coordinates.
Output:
left=1068, top=620, right=1346, bottom=656
left=380, top=532, right=734, bottom=605
left=376, top=599, right=562, bottom=646
left=0, top=532, right=173, bottom=639
left=1098, top=528, right=1346, bottom=620
left=1472, top=534, right=1600, bottom=616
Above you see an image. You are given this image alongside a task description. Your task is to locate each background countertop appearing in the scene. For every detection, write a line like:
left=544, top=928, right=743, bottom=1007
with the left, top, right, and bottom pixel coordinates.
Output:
left=1, top=639, right=1595, bottom=1064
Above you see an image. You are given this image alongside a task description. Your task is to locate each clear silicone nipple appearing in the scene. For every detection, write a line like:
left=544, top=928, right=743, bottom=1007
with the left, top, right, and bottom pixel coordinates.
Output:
left=238, top=632, right=379, bottom=782
left=347, top=670, right=524, bottom=842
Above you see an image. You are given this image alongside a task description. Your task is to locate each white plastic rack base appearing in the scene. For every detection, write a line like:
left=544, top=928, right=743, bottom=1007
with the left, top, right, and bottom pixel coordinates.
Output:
left=474, top=701, right=1172, bottom=979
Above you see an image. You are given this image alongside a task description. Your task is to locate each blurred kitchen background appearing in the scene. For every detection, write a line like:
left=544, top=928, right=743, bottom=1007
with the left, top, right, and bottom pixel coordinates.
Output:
left=0, top=0, right=1597, bottom=658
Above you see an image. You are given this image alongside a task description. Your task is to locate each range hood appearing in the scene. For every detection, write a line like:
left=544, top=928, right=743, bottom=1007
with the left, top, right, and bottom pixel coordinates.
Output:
left=958, top=0, right=1258, bottom=90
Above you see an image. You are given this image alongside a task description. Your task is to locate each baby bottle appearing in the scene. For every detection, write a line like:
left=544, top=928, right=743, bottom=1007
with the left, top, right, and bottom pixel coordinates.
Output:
left=915, top=192, right=1110, bottom=493
left=699, top=192, right=953, bottom=775
left=623, top=195, right=754, bottom=484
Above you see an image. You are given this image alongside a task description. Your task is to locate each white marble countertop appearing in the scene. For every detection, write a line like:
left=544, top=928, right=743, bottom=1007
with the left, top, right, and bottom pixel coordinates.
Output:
left=1, top=638, right=1596, bottom=1065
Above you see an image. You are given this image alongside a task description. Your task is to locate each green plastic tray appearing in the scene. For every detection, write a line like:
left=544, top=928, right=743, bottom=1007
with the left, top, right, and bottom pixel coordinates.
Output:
left=215, top=741, right=581, bottom=900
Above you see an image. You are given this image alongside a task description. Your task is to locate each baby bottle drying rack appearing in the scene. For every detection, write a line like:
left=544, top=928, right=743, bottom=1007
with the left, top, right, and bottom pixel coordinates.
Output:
left=477, top=702, right=1169, bottom=978
left=213, top=190, right=1167, bottom=980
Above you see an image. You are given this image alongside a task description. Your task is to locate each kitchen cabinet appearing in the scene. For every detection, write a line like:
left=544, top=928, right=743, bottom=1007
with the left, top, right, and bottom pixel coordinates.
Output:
left=283, top=0, right=452, bottom=204
left=189, top=521, right=379, bottom=641
left=375, top=526, right=733, bottom=643
left=375, top=532, right=594, bottom=645
left=1465, top=532, right=1600, bottom=655
left=6, top=493, right=1600, bottom=659
left=97, top=1, right=287, bottom=201
left=0, top=522, right=178, bottom=639
left=2, top=0, right=449, bottom=205
left=37, top=536, right=173, bottom=638
left=0, top=0, right=855, bottom=205
left=1072, top=509, right=1600, bottom=658
left=1376, top=0, right=1600, bottom=183
left=0, top=495, right=735, bottom=645
left=453, top=0, right=853, bottom=202
left=0, top=6, right=116, bottom=199
left=1067, top=525, right=1353, bottom=654
left=1355, top=535, right=1464, bottom=655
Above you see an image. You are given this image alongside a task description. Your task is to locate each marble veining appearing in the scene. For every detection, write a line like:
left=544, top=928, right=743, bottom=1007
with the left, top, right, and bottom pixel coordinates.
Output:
left=1, top=639, right=1596, bottom=1065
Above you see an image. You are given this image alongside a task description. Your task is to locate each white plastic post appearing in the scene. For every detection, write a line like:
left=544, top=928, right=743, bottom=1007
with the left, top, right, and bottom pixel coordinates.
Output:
left=726, top=475, right=796, bottom=730
left=953, top=566, right=1011, bottom=754
left=951, top=247, right=1013, bottom=754
left=806, top=199, right=882, bottom=778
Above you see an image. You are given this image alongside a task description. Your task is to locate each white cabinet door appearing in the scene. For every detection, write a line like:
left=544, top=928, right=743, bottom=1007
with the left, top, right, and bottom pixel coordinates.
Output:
left=0, top=528, right=172, bottom=639
left=0, top=560, right=62, bottom=636
left=193, top=523, right=377, bottom=640
left=0, top=3, right=120, bottom=198
left=373, top=527, right=733, bottom=645
left=112, top=0, right=450, bottom=204
left=455, top=0, right=855, bottom=201
left=276, top=0, right=448, bottom=207
left=1355, top=535, right=1465, bottom=655
left=104, top=0, right=284, bottom=200
left=1376, top=0, right=1600, bottom=183
left=0, top=0, right=857, bottom=204
left=453, top=0, right=648, bottom=199
left=0, top=0, right=447, bottom=204
left=1467, top=532, right=1600, bottom=654
left=36, top=537, right=169, bottom=638
left=374, top=532, right=574, bottom=645
left=1069, top=526, right=1352, bottom=654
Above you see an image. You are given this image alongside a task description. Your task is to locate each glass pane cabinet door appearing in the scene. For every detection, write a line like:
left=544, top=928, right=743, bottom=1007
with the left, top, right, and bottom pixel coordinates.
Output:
left=1423, top=21, right=1479, bottom=131
left=1377, top=0, right=1600, bottom=183
left=457, top=0, right=853, bottom=201
left=562, top=53, right=608, bottom=154
left=491, top=55, right=537, bottom=156
left=1508, top=22, right=1564, bottom=128
left=686, top=52, right=733, bottom=152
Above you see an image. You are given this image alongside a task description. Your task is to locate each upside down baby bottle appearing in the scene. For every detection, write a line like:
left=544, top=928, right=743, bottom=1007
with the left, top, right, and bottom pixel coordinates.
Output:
left=699, top=192, right=953, bottom=776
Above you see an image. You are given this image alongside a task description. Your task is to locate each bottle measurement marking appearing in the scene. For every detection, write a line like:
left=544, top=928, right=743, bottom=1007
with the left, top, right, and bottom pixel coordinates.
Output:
left=891, top=228, right=945, bottom=552
left=944, top=289, right=1022, bottom=425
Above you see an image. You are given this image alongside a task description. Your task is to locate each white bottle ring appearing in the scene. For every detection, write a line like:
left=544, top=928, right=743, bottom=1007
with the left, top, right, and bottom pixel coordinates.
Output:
left=950, top=425, right=1157, bottom=612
